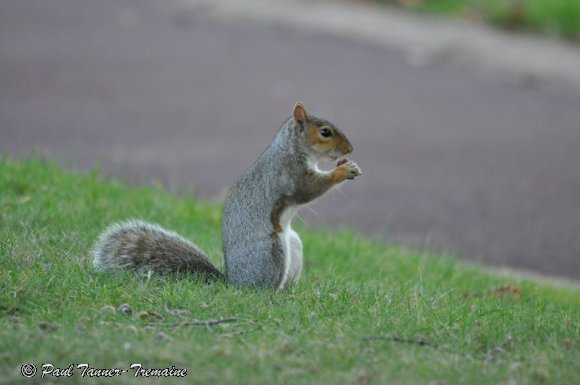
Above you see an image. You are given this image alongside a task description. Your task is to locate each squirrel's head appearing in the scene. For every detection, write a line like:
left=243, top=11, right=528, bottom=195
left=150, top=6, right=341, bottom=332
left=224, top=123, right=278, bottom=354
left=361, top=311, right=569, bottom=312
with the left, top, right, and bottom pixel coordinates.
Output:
left=292, top=102, right=353, bottom=163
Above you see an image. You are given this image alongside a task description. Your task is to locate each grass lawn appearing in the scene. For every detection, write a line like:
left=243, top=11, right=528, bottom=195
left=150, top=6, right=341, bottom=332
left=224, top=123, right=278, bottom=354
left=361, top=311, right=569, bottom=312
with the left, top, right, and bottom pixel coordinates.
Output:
left=374, top=0, right=580, bottom=41
left=1, top=158, right=578, bottom=385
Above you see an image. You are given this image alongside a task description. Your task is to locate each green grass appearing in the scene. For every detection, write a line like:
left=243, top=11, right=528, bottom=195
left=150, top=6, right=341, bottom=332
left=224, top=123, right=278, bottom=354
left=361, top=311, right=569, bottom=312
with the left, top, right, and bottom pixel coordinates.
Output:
left=1, top=158, right=579, bottom=385
left=376, top=0, right=580, bottom=41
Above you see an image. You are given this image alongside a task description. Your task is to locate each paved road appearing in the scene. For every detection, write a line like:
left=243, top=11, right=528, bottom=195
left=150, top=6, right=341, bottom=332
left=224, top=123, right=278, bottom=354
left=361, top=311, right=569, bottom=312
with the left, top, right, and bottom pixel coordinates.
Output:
left=2, top=0, right=579, bottom=279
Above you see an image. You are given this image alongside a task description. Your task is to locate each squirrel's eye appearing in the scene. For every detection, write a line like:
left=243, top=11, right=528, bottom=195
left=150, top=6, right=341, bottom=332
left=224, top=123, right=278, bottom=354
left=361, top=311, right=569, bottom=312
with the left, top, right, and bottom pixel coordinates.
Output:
left=320, top=128, right=332, bottom=138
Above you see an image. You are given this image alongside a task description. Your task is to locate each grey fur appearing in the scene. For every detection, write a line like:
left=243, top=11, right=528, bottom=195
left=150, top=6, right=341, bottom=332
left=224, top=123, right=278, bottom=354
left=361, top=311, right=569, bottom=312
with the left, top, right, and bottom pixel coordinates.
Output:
left=91, top=110, right=360, bottom=289
left=92, top=220, right=223, bottom=279
left=223, top=115, right=353, bottom=288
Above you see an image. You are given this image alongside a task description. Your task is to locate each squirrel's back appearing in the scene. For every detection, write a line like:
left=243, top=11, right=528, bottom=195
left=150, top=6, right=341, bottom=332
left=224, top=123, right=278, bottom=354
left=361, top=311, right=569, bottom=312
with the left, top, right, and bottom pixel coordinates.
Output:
left=92, top=220, right=223, bottom=279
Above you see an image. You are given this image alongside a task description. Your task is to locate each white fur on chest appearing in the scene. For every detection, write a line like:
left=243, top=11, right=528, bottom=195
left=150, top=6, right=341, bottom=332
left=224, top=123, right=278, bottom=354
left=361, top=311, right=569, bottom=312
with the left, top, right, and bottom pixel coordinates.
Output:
left=280, top=205, right=299, bottom=232
left=277, top=205, right=303, bottom=289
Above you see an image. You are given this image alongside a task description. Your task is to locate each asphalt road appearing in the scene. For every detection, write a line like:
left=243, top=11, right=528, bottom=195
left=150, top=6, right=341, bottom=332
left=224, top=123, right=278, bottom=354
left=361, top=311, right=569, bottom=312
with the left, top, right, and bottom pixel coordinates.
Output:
left=1, top=0, right=579, bottom=279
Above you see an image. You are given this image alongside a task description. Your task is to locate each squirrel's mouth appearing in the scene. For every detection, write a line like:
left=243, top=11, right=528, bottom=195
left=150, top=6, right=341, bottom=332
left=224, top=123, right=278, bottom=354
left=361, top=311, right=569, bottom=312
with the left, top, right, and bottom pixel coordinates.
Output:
left=327, top=155, right=340, bottom=162
left=323, top=150, right=348, bottom=163
left=326, top=156, right=349, bottom=167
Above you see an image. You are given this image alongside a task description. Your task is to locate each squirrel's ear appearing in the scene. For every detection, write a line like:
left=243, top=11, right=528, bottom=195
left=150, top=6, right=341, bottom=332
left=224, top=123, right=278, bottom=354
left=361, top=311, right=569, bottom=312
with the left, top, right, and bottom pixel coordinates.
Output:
left=293, top=102, right=308, bottom=132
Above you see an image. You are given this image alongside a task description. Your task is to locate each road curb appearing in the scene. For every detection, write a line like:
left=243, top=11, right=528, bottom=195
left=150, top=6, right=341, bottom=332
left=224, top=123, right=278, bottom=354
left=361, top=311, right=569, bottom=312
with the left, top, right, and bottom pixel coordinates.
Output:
left=178, top=0, right=580, bottom=89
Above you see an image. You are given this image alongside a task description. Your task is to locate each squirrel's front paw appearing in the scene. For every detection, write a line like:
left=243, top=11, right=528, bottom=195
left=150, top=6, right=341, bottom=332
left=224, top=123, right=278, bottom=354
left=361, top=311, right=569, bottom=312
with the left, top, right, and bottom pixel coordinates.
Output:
left=339, top=160, right=362, bottom=180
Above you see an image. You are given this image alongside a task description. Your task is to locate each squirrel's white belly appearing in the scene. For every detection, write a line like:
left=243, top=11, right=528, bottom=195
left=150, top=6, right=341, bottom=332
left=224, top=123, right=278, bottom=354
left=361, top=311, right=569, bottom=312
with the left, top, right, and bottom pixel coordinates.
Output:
left=278, top=205, right=303, bottom=289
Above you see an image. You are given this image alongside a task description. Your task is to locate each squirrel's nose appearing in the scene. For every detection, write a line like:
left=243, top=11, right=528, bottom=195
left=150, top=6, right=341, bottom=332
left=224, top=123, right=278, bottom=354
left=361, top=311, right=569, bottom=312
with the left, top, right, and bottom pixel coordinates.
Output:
left=345, top=145, right=353, bottom=154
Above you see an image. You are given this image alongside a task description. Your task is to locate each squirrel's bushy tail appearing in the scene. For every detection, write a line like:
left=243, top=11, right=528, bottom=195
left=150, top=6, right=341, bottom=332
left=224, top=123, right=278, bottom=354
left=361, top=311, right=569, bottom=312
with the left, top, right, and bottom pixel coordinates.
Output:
left=92, top=220, right=224, bottom=280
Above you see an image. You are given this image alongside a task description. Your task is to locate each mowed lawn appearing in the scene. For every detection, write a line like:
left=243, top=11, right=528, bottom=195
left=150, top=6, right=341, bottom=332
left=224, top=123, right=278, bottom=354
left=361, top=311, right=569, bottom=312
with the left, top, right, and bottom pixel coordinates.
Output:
left=1, top=158, right=578, bottom=385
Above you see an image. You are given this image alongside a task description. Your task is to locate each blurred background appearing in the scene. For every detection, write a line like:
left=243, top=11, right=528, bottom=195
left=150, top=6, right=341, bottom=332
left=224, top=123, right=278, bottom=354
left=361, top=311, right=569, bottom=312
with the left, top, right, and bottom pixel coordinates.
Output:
left=1, top=0, right=579, bottom=280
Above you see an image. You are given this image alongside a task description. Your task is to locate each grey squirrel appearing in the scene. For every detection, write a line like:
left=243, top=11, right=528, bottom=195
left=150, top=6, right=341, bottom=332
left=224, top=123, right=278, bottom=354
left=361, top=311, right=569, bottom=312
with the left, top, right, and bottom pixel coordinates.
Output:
left=92, top=103, right=362, bottom=289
